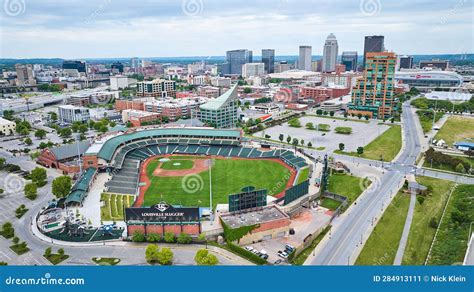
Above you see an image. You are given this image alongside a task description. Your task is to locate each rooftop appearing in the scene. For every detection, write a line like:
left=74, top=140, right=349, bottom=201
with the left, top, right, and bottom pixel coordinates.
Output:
left=200, top=84, right=238, bottom=111
left=50, top=141, right=90, bottom=161
left=220, top=205, right=288, bottom=229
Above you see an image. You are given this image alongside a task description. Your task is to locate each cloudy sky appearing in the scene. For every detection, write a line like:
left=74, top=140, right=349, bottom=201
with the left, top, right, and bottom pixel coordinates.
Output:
left=0, top=0, right=472, bottom=59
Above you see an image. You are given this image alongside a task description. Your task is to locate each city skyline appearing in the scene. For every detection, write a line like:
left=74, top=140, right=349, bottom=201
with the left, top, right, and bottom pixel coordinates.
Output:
left=0, top=0, right=473, bottom=59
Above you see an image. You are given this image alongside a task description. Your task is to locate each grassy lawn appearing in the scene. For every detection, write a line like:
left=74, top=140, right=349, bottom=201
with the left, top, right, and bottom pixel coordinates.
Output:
left=144, top=158, right=292, bottom=208
left=402, top=176, right=455, bottom=265
left=45, top=254, right=69, bottom=265
left=160, top=159, right=194, bottom=170
left=291, top=226, right=331, bottom=265
left=356, top=191, right=411, bottom=265
left=101, top=193, right=135, bottom=221
left=433, top=116, right=474, bottom=147
left=327, top=173, right=367, bottom=204
left=297, top=167, right=310, bottom=184
left=320, top=197, right=342, bottom=210
left=361, top=125, right=402, bottom=161
left=416, top=110, right=443, bottom=133
left=92, top=257, right=121, bottom=266
left=428, top=184, right=474, bottom=265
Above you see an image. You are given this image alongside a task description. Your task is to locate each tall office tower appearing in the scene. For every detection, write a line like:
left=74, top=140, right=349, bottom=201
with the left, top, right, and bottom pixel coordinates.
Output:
left=62, top=60, right=87, bottom=73
left=15, top=64, right=36, bottom=86
left=363, top=35, right=385, bottom=67
left=226, top=49, right=253, bottom=75
left=322, top=33, right=339, bottom=72
left=130, top=58, right=140, bottom=69
left=341, top=51, right=358, bottom=72
left=298, top=45, right=312, bottom=71
left=349, top=52, right=397, bottom=119
left=111, top=62, right=124, bottom=73
left=261, top=49, right=275, bottom=73
left=397, top=55, right=413, bottom=70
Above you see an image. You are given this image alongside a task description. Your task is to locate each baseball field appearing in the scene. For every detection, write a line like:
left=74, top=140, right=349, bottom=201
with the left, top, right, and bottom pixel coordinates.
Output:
left=140, top=155, right=295, bottom=208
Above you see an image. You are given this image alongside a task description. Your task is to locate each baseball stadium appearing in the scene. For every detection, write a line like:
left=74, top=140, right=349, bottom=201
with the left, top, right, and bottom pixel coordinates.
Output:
left=78, top=127, right=308, bottom=206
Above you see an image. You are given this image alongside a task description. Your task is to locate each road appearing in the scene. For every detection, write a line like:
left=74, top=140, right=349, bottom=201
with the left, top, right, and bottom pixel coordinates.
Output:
left=306, top=102, right=425, bottom=265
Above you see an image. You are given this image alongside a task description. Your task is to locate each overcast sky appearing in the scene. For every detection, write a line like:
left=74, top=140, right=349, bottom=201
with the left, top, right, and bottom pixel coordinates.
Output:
left=0, top=0, right=473, bottom=59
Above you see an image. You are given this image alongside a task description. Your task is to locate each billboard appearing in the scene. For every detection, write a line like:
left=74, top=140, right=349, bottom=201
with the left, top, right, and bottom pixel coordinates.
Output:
left=228, top=188, right=267, bottom=212
left=125, top=202, right=200, bottom=223
left=284, top=180, right=309, bottom=205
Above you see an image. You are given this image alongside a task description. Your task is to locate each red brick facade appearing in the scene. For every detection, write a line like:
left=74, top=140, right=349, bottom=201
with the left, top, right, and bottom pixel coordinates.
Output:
left=126, top=224, right=200, bottom=237
left=37, top=149, right=81, bottom=174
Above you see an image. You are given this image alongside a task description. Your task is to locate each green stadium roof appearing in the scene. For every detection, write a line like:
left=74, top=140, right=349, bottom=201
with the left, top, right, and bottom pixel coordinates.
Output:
left=65, top=167, right=96, bottom=205
left=98, top=128, right=241, bottom=161
left=200, top=84, right=237, bottom=111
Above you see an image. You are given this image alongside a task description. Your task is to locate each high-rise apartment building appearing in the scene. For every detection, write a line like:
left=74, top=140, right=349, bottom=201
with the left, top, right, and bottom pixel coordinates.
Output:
left=226, top=49, right=253, bottom=75
left=363, top=36, right=384, bottom=67
left=63, top=60, right=87, bottom=73
left=341, top=51, right=358, bottom=72
left=298, top=45, right=312, bottom=71
left=136, top=79, right=176, bottom=98
left=349, top=52, right=397, bottom=119
left=262, top=49, right=275, bottom=73
left=322, top=34, right=338, bottom=72
left=197, top=85, right=238, bottom=128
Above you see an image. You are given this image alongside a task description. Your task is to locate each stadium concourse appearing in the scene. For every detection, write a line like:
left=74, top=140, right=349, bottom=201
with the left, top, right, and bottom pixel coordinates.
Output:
left=53, top=126, right=315, bottom=240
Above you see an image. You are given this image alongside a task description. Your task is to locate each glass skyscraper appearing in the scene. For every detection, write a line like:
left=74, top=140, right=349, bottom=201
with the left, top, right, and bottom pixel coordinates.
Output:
left=226, top=49, right=253, bottom=75
left=262, top=49, right=275, bottom=73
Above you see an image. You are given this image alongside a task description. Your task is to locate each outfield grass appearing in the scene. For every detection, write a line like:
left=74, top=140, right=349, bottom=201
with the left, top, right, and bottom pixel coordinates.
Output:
left=356, top=191, right=410, bottom=265
left=428, top=184, right=474, bottom=265
left=433, top=116, right=474, bottom=147
left=160, top=159, right=194, bottom=170
left=333, top=125, right=402, bottom=162
left=327, top=173, right=367, bottom=204
left=297, top=167, right=310, bottom=184
left=144, top=158, right=292, bottom=208
left=401, top=177, right=455, bottom=265
left=101, top=193, right=135, bottom=221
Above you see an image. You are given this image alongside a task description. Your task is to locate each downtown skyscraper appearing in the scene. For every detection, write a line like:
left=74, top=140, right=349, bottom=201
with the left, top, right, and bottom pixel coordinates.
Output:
left=322, top=33, right=338, bottom=72
left=363, top=35, right=385, bottom=67
left=226, top=49, right=253, bottom=75
left=298, top=45, right=312, bottom=71
left=261, top=49, right=275, bottom=73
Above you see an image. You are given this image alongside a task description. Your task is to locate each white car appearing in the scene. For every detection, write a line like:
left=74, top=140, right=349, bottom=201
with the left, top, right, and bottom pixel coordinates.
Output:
left=245, top=246, right=254, bottom=252
left=278, top=251, right=289, bottom=259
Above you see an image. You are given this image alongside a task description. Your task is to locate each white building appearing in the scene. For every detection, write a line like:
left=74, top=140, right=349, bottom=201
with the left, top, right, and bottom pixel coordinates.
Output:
left=322, top=33, right=338, bottom=73
left=242, top=63, right=265, bottom=78
left=298, top=46, right=312, bottom=71
left=58, top=105, right=90, bottom=124
left=211, top=77, right=232, bottom=87
left=0, top=117, right=15, bottom=135
left=110, top=76, right=130, bottom=90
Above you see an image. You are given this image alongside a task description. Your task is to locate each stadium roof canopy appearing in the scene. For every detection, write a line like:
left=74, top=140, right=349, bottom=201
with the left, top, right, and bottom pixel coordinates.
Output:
left=65, top=167, right=96, bottom=205
left=97, top=127, right=241, bottom=161
left=200, top=84, right=238, bottom=111
left=50, top=141, right=90, bottom=161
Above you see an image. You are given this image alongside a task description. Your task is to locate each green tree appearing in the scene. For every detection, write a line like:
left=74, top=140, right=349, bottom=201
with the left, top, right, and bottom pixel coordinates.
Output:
left=357, top=113, right=362, bottom=119
left=44, top=247, right=52, bottom=257
left=278, top=134, right=284, bottom=142
left=52, top=176, right=72, bottom=198
left=157, top=247, right=173, bottom=265
left=292, top=138, right=299, bottom=146
left=30, top=167, right=47, bottom=186
left=48, top=112, right=58, bottom=122
left=357, top=146, right=364, bottom=155
left=34, top=129, right=47, bottom=139
left=307, top=142, right=312, bottom=147
left=24, top=182, right=38, bottom=200
left=177, top=233, right=192, bottom=244
left=243, top=87, right=252, bottom=94
left=57, top=248, right=65, bottom=256
left=455, top=163, right=466, bottom=173
left=146, top=233, right=161, bottom=242
left=329, top=111, right=335, bottom=117
left=24, top=137, right=32, bottom=146
left=305, top=122, right=314, bottom=130
left=59, top=127, right=72, bottom=138
left=145, top=244, right=160, bottom=264
left=339, top=143, right=345, bottom=151
left=286, top=136, right=291, bottom=144
left=194, top=249, right=219, bottom=266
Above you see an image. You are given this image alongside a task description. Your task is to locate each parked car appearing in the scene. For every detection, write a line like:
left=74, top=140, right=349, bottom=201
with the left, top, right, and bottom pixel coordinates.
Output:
left=260, top=254, right=269, bottom=260
left=278, top=251, right=289, bottom=259
left=274, top=259, right=282, bottom=265
left=285, top=244, right=295, bottom=253
left=245, top=246, right=254, bottom=252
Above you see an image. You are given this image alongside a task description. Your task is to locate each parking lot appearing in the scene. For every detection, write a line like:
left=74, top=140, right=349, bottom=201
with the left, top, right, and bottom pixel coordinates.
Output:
left=255, top=115, right=390, bottom=152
